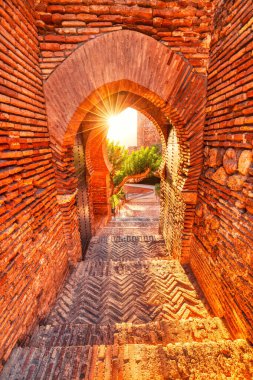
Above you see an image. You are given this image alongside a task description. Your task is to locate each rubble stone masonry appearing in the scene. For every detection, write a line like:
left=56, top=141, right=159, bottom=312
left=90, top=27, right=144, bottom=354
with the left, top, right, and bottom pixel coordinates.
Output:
left=0, top=0, right=72, bottom=369
left=191, top=0, right=253, bottom=343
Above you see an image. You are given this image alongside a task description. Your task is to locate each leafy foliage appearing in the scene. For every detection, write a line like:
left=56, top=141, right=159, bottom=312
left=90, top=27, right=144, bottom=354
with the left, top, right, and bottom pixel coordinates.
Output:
left=122, top=146, right=162, bottom=176
left=110, top=188, right=125, bottom=208
left=155, top=183, right=161, bottom=197
left=106, top=140, right=128, bottom=175
left=107, top=141, right=162, bottom=187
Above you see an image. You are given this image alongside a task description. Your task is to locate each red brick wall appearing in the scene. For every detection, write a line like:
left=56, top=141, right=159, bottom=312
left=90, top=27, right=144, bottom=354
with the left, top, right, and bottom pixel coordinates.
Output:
left=0, top=0, right=71, bottom=368
left=137, top=112, right=161, bottom=148
left=35, top=0, right=214, bottom=79
left=191, top=0, right=253, bottom=342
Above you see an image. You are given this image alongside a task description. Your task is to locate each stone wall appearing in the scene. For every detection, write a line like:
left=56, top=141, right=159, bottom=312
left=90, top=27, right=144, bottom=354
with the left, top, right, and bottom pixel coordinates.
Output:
left=137, top=112, right=161, bottom=148
left=0, top=0, right=72, bottom=369
left=35, top=0, right=214, bottom=79
left=191, top=0, right=253, bottom=342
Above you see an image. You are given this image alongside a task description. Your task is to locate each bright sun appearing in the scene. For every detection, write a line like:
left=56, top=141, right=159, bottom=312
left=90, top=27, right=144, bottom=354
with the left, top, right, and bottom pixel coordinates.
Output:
left=107, top=107, right=137, bottom=147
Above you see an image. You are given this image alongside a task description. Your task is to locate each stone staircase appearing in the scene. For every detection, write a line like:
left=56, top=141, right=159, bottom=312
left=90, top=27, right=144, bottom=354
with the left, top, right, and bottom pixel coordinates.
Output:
left=1, top=218, right=252, bottom=379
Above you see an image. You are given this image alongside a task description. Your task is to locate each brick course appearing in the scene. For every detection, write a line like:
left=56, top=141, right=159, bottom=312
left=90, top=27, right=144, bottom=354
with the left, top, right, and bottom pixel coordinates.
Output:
left=35, top=0, right=214, bottom=79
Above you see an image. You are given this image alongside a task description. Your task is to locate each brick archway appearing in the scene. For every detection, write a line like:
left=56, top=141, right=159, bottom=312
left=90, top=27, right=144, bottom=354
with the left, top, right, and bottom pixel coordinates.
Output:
left=44, top=30, right=206, bottom=263
left=81, top=91, right=169, bottom=242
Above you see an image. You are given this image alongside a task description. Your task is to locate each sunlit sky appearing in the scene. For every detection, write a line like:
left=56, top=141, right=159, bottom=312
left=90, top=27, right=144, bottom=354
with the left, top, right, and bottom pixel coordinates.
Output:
left=107, top=107, right=137, bottom=147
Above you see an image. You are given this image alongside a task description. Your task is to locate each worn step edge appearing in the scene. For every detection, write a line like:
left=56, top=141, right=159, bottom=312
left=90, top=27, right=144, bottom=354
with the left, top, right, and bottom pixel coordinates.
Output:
left=27, top=317, right=231, bottom=348
left=1, top=340, right=252, bottom=380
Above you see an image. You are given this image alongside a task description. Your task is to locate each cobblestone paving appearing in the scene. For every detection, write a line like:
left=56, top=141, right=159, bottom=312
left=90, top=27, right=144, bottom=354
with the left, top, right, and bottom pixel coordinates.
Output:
left=1, top=212, right=253, bottom=379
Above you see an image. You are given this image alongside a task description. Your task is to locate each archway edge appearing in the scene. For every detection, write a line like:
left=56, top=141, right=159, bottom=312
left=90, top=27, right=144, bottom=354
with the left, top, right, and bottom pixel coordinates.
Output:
left=44, top=29, right=206, bottom=151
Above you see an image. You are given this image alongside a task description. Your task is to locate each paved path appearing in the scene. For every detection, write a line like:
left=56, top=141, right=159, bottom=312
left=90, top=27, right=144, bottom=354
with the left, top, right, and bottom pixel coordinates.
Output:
left=117, top=184, right=160, bottom=219
left=1, top=213, right=253, bottom=379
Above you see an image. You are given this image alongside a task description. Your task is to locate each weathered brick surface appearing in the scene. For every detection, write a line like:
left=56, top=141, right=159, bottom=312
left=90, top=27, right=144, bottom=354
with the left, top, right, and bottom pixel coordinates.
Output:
left=0, top=0, right=80, bottom=369
left=137, top=112, right=161, bottom=148
left=191, top=0, right=253, bottom=343
left=35, top=0, right=214, bottom=79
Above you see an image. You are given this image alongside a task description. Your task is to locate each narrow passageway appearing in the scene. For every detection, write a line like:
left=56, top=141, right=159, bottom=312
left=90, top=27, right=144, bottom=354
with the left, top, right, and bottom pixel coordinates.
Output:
left=1, top=196, right=252, bottom=379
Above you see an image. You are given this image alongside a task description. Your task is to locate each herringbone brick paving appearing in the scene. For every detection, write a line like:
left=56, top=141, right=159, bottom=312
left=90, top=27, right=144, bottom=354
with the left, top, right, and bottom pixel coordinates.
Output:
left=1, top=214, right=253, bottom=379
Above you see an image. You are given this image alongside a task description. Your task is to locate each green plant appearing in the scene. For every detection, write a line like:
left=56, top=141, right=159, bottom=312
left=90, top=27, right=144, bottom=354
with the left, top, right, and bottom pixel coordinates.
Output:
left=106, top=140, right=162, bottom=192
left=122, top=146, right=162, bottom=176
left=155, top=183, right=161, bottom=198
left=106, top=140, right=128, bottom=176
left=109, top=189, right=125, bottom=208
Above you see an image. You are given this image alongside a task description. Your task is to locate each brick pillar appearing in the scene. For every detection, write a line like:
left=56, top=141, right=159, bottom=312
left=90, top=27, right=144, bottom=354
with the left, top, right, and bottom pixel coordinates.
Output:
left=86, top=127, right=111, bottom=231
left=51, top=142, right=82, bottom=264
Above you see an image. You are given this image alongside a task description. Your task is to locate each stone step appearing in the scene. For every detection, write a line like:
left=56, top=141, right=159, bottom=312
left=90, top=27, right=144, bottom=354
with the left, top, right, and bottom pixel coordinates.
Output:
left=77, top=259, right=184, bottom=276
left=0, top=346, right=92, bottom=380
left=97, top=228, right=160, bottom=236
left=114, top=317, right=231, bottom=346
left=29, top=324, right=114, bottom=348
left=86, top=236, right=169, bottom=261
left=28, top=317, right=231, bottom=349
left=109, top=217, right=159, bottom=222
left=90, top=234, right=164, bottom=243
left=2, top=340, right=252, bottom=379
left=101, top=221, right=160, bottom=235
left=107, top=220, right=159, bottom=227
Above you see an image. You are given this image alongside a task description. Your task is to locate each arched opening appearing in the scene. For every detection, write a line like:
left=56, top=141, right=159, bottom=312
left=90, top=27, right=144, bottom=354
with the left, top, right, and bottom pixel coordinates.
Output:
left=44, top=30, right=206, bottom=264
left=73, top=90, right=169, bottom=257
left=106, top=108, right=163, bottom=221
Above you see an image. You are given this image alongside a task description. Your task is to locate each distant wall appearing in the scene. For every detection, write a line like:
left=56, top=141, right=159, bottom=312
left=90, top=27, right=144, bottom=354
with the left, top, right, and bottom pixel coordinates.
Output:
left=137, top=112, right=161, bottom=148
left=191, top=0, right=253, bottom=342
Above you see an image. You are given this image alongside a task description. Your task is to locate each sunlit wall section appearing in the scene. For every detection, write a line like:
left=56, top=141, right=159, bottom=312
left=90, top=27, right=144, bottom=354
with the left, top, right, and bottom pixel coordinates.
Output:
left=161, top=127, right=186, bottom=260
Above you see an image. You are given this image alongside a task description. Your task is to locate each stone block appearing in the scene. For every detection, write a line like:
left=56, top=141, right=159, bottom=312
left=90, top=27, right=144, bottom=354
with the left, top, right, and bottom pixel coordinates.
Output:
left=227, top=174, right=247, bottom=191
left=238, top=149, right=252, bottom=175
left=206, top=148, right=224, bottom=168
left=223, top=148, right=238, bottom=175
left=212, top=167, right=228, bottom=186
